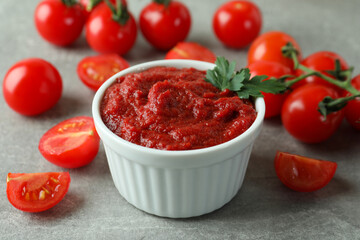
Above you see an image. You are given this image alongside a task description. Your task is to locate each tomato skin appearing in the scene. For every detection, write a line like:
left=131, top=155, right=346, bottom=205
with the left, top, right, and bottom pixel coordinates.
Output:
left=3, top=58, right=62, bottom=116
left=165, top=42, right=216, bottom=63
left=140, top=1, right=191, bottom=51
left=85, top=2, right=137, bottom=55
left=274, top=151, right=337, bottom=192
left=213, top=0, right=262, bottom=48
left=77, top=54, right=130, bottom=91
left=344, top=75, right=360, bottom=130
left=294, top=51, right=349, bottom=91
left=7, top=172, right=71, bottom=212
left=247, top=61, right=292, bottom=118
left=248, top=31, right=302, bottom=70
left=281, top=84, right=344, bottom=143
left=39, top=116, right=100, bottom=168
left=34, top=0, right=85, bottom=46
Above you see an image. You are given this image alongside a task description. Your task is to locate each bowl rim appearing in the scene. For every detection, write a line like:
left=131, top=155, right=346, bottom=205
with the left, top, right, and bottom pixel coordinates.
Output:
left=92, top=59, right=265, bottom=158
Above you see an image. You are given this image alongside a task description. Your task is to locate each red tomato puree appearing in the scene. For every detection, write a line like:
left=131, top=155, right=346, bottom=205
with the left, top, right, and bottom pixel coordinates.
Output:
left=100, top=66, right=257, bottom=150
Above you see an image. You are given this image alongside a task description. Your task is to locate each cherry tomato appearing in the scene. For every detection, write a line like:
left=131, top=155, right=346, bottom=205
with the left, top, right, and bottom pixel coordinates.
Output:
left=281, top=84, right=344, bottom=143
left=140, top=0, right=191, bottom=51
left=39, top=116, right=100, bottom=168
left=7, top=172, right=71, bottom=212
left=77, top=54, right=129, bottom=91
left=165, top=42, right=216, bottom=63
left=344, top=75, right=360, bottom=130
left=85, top=2, right=137, bottom=55
left=247, top=61, right=292, bottom=118
left=34, top=0, right=85, bottom=46
left=248, top=31, right=302, bottom=70
left=3, top=58, right=62, bottom=116
left=79, top=0, right=103, bottom=19
left=294, top=51, right=349, bottom=92
left=274, top=151, right=337, bottom=192
left=213, top=0, right=262, bottom=48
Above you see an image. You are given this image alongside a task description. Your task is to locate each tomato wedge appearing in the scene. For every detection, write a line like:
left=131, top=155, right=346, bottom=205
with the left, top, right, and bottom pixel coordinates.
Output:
left=274, top=151, right=337, bottom=192
left=165, top=42, right=216, bottom=63
left=77, top=54, right=130, bottom=91
left=39, top=116, right=100, bottom=168
left=7, top=172, right=71, bottom=212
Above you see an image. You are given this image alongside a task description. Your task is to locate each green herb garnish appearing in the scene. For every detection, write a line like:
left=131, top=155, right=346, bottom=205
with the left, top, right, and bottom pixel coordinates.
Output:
left=205, top=57, right=287, bottom=99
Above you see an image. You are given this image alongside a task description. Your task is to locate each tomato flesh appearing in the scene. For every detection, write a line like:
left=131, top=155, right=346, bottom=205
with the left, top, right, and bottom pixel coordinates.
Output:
left=248, top=31, right=302, bottom=70
left=39, top=116, right=100, bottom=168
left=274, top=151, right=337, bottom=192
left=7, top=172, right=71, bottom=212
left=213, top=0, right=262, bottom=48
left=165, top=42, right=216, bottom=63
left=247, top=60, right=292, bottom=118
left=77, top=54, right=130, bottom=91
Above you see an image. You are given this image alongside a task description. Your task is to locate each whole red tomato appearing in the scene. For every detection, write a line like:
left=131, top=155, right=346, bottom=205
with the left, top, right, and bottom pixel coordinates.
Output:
left=247, top=61, right=292, bottom=118
left=248, top=31, right=302, bottom=70
left=274, top=151, right=337, bottom=192
left=281, top=84, right=344, bottom=143
left=140, top=0, right=191, bottom=51
left=34, top=0, right=85, bottom=46
left=165, top=42, right=216, bottom=63
left=3, top=58, right=62, bottom=116
left=86, top=2, right=137, bottom=55
left=294, top=51, right=349, bottom=91
left=344, top=75, right=360, bottom=130
left=213, top=0, right=262, bottom=48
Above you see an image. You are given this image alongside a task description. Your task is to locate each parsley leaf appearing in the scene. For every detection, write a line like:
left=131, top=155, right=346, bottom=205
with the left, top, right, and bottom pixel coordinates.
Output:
left=205, top=57, right=288, bottom=99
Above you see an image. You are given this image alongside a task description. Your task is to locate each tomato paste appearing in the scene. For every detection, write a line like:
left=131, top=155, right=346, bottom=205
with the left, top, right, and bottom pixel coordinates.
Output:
left=100, top=67, right=256, bottom=150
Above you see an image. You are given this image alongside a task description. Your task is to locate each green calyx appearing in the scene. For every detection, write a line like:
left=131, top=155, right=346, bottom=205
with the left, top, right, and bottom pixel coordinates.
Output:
left=104, top=0, right=130, bottom=25
left=62, top=0, right=78, bottom=7
left=281, top=42, right=360, bottom=119
left=86, top=0, right=102, bottom=11
left=153, top=0, right=172, bottom=6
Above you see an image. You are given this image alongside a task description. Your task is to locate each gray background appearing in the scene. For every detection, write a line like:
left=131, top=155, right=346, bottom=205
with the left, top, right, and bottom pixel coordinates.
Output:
left=1, top=0, right=360, bottom=239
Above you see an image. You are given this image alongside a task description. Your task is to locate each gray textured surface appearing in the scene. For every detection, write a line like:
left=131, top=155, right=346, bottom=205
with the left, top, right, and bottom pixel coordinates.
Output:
left=1, top=0, right=360, bottom=239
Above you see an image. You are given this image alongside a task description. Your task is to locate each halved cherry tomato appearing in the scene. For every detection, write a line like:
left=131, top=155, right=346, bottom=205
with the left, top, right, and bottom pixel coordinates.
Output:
left=165, top=42, right=216, bottom=63
left=3, top=58, right=62, bottom=116
left=281, top=84, right=344, bottom=143
left=39, top=116, right=100, bottom=168
left=34, top=0, right=85, bottom=46
left=139, top=0, right=191, bottom=51
left=248, top=31, right=302, bottom=70
left=213, top=0, right=262, bottom=48
left=7, top=172, right=71, bottom=212
left=247, top=60, right=292, bottom=118
left=294, top=51, right=349, bottom=92
left=85, top=2, right=137, bottom=55
left=77, top=54, right=129, bottom=91
left=344, top=75, right=360, bottom=130
left=274, top=151, right=337, bottom=192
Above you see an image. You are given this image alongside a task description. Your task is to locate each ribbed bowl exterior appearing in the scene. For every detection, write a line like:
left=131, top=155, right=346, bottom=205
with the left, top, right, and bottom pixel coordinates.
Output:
left=92, top=60, right=265, bottom=218
left=104, top=143, right=253, bottom=218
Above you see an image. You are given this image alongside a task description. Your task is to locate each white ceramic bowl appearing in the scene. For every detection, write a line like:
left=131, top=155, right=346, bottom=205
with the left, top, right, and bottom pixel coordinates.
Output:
left=92, top=59, right=265, bottom=218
